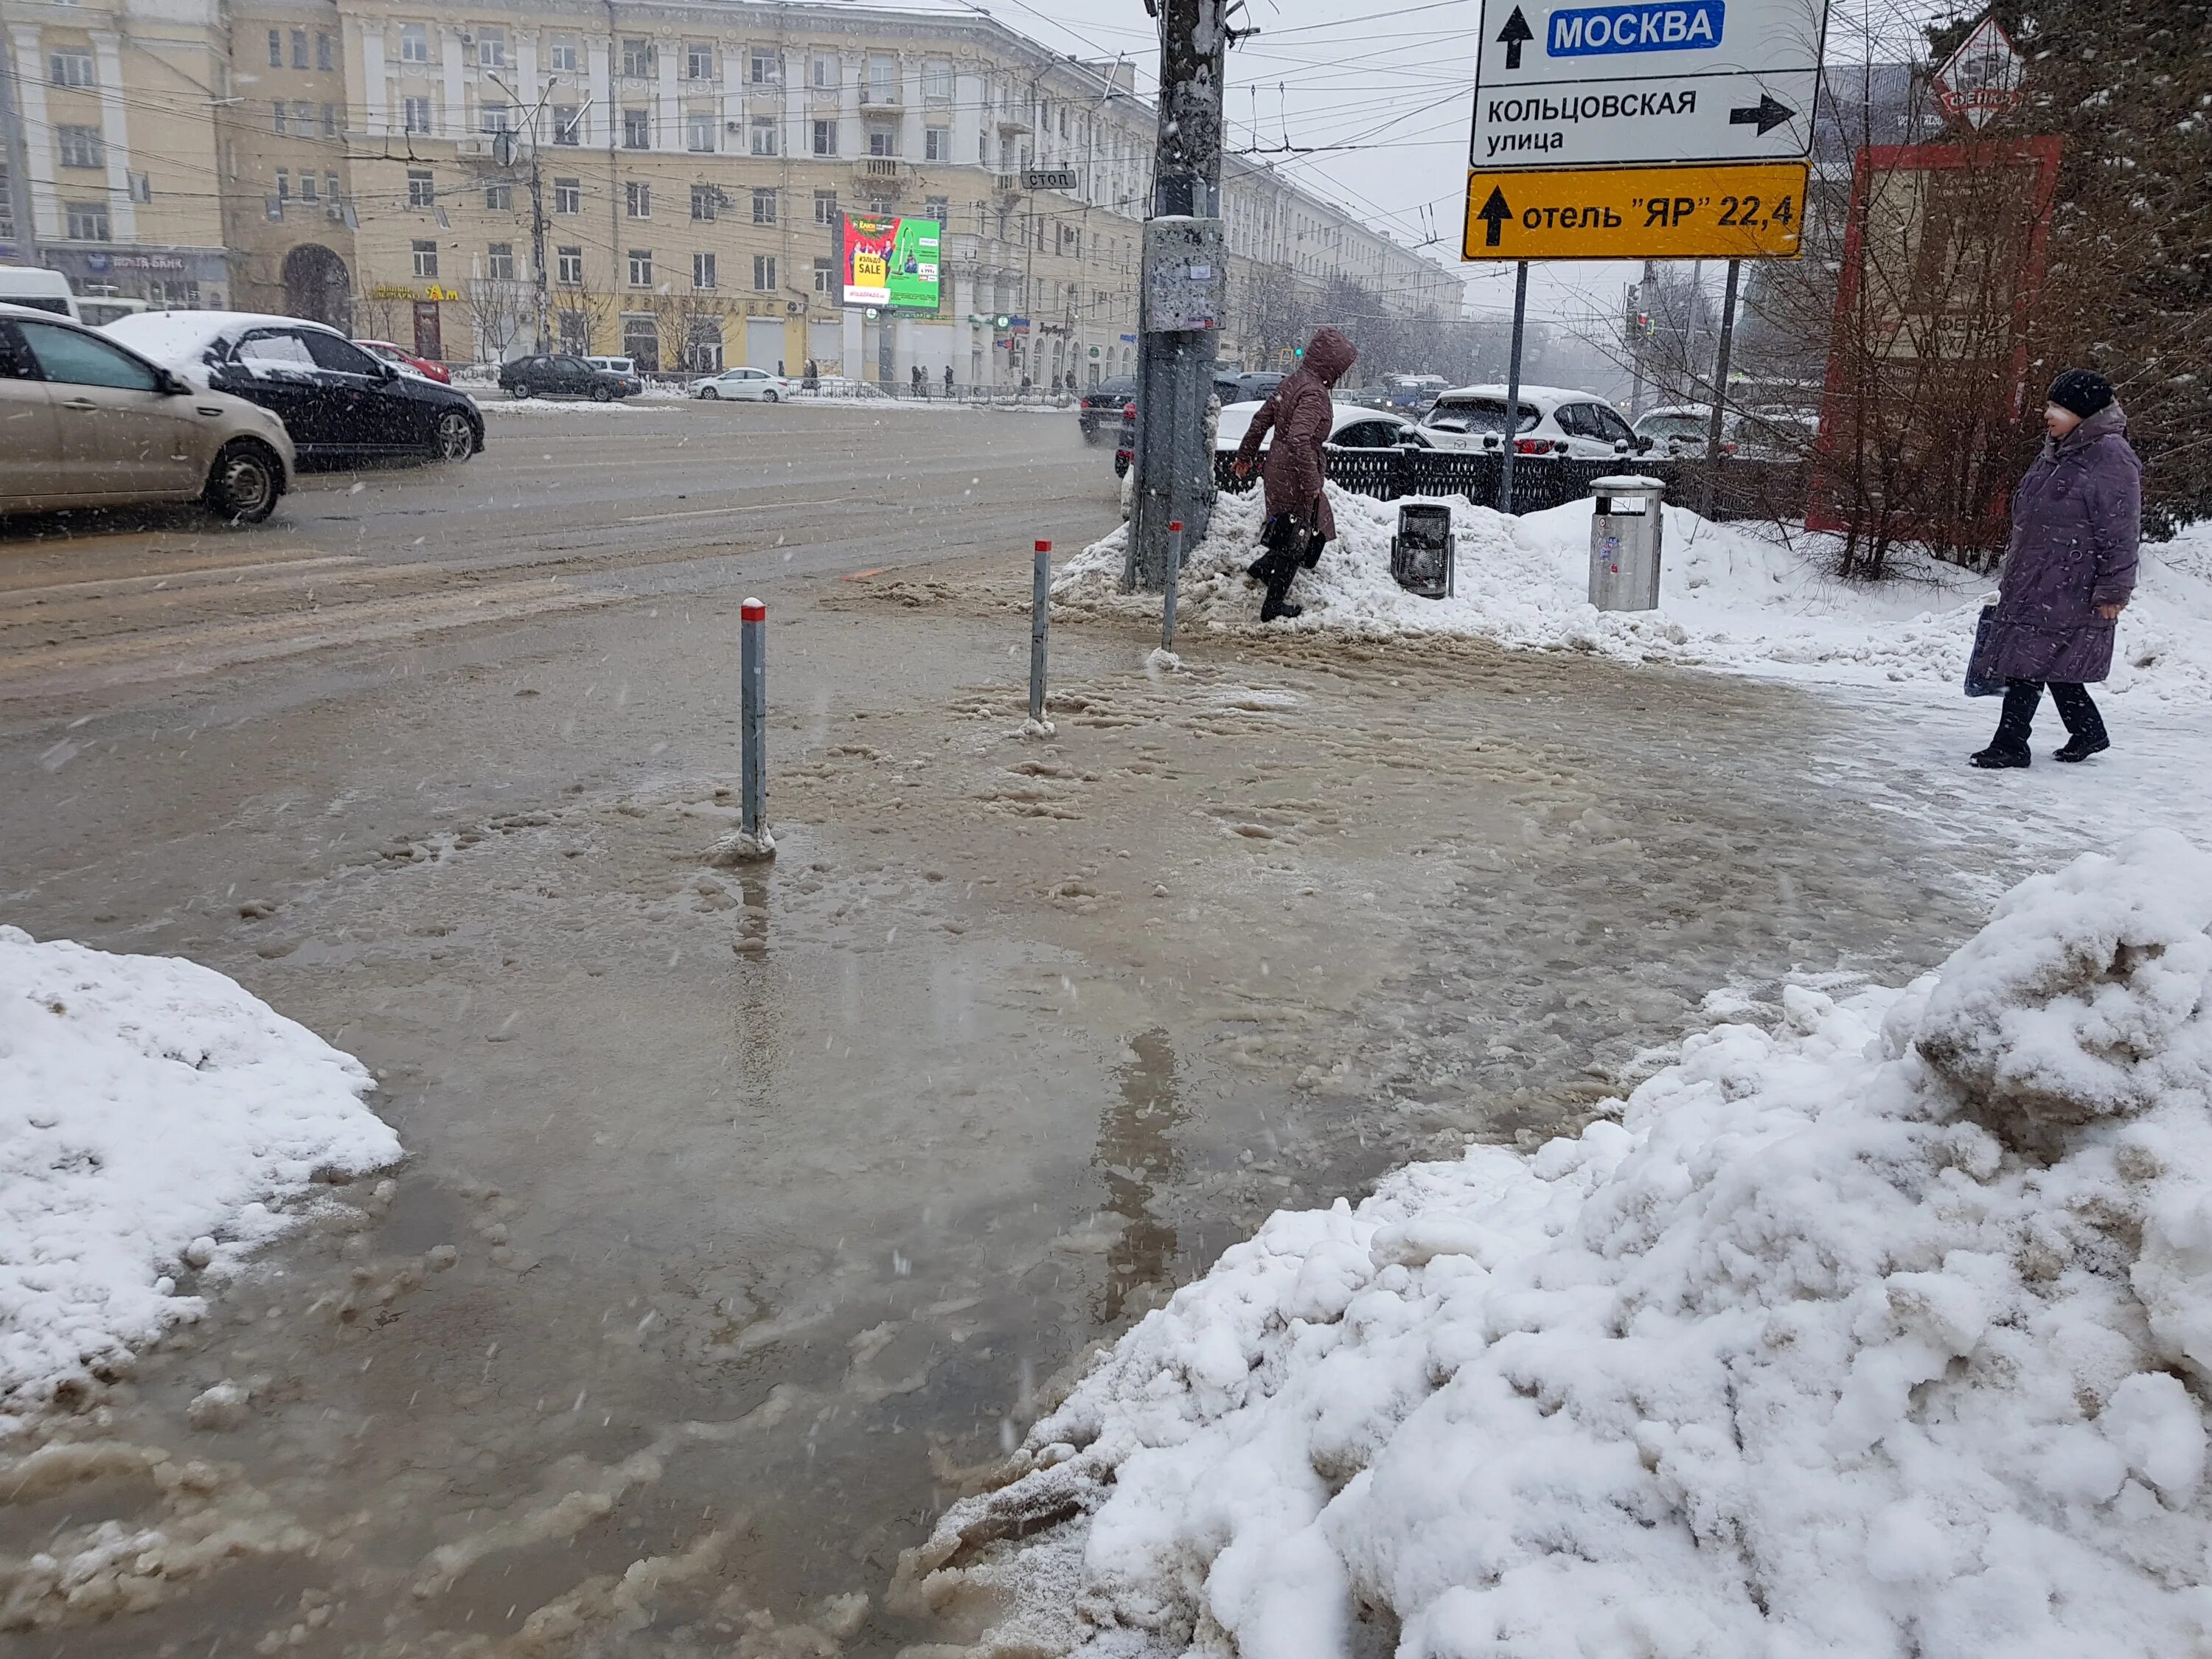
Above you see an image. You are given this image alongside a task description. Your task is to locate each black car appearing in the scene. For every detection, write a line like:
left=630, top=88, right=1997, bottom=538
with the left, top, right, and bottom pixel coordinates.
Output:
left=105, top=310, right=484, bottom=465
left=501, top=354, right=636, bottom=403
left=1229, top=371, right=1286, bottom=405
left=1079, top=376, right=1136, bottom=443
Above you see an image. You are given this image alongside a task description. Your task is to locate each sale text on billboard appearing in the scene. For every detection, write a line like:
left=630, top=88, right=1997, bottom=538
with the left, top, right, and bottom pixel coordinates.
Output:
left=840, top=213, right=942, bottom=311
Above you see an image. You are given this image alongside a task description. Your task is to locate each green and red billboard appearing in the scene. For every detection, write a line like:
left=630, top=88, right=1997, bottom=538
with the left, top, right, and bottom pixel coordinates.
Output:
left=839, top=213, right=942, bottom=312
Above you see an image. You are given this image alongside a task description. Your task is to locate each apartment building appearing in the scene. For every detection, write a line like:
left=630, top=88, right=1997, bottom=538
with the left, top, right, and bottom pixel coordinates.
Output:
left=5, top=0, right=1461, bottom=384
left=1, top=0, right=232, bottom=308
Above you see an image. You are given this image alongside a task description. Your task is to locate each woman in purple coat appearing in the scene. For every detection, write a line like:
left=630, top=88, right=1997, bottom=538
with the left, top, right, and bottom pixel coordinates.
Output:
left=1971, top=370, right=2142, bottom=768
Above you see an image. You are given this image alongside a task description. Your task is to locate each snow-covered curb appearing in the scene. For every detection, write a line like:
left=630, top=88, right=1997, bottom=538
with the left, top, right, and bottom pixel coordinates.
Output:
left=0, top=929, right=401, bottom=1408
left=901, top=830, right=2212, bottom=1657
left=1054, top=487, right=2212, bottom=705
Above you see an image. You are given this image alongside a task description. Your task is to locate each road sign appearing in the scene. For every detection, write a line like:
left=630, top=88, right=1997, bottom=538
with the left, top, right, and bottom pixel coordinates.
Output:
left=1022, top=167, right=1079, bottom=191
left=1933, top=15, right=2025, bottom=131
left=1470, top=0, right=1829, bottom=170
left=1462, top=162, right=1807, bottom=260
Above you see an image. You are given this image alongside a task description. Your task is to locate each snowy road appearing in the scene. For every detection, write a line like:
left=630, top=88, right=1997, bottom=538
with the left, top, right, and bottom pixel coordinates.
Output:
left=1, top=444, right=2191, bottom=1652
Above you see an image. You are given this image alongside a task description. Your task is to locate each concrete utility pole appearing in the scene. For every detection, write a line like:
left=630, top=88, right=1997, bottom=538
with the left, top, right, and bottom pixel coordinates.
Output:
left=1128, top=0, right=1230, bottom=591
left=0, top=12, right=39, bottom=265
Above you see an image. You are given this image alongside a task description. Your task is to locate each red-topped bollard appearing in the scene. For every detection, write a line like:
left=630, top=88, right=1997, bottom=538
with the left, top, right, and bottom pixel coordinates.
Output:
left=740, top=597, right=771, bottom=853
left=1026, top=541, right=1053, bottom=734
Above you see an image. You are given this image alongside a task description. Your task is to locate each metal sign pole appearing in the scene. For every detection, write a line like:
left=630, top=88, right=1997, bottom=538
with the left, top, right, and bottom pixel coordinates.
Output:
left=740, top=598, right=768, bottom=844
left=1499, top=260, right=1529, bottom=515
left=1029, top=540, right=1051, bottom=726
left=1699, top=257, right=1742, bottom=518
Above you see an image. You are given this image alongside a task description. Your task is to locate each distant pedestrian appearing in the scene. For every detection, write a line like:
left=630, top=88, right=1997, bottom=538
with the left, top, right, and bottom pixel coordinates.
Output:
left=912, top=364, right=925, bottom=398
left=944, top=365, right=955, bottom=397
left=1231, top=327, right=1358, bottom=622
left=803, top=358, right=819, bottom=392
left=1969, top=369, right=2140, bottom=768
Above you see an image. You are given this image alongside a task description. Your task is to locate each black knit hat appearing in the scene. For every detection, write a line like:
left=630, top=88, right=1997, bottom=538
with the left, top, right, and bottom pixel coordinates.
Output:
left=2048, top=369, right=2114, bottom=420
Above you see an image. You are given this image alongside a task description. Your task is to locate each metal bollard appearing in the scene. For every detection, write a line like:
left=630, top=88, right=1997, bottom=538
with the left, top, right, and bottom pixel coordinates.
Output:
left=1029, top=540, right=1051, bottom=725
left=1162, top=520, right=1183, bottom=651
left=740, top=597, right=768, bottom=840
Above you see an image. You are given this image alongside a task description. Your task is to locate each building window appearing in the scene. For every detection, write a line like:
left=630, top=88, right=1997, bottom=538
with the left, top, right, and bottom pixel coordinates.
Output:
left=750, top=48, right=780, bottom=86
left=301, top=173, right=319, bottom=202
left=273, top=101, right=289, bottom=135
left=622, top=315, right=659, bottom=371
left=867, top=127, right=896, bottom=158
left=749, top=117, right=778, bottom=156
left=276, top=170, right=291, bottom=201
left=554, top=177, right=580, bottom=214
left=811, top=119, right=837, bottom=156
left=131, top=171, right=153, bottom=204
left=487, top=243, right=516, bottom=281
left=813, top=189, right=838, bottom=226
left=485, top=181, right=512, bottom=209
left=481, top=103, right=511, bottom=134
left=49, top=49, right=95, bottom=88
left=684, top=316, right=723, bottom=373
left=812, top=53, right=837, bottom=90
left=752, top=187, right=776, bottom=225
left=620, top=39, right=654, bottom=78
left=553, top=105, right=581, bottom=145
left=685, top=112, right=716, bottom=153
left=622, top=108, right=650, bottom=150
left=557, top=246, right=583, bottom=285
left=752, top=254, right=776, bottom=292
left=692, top=251, right=717, bottom=290
left=476, top=28, right=507, bottom=69
left=866, top=55, right=896, bottom=105
left=923, top=125, right=950, bottom=162
left=549, top=39, right=578, bottom=74
left=293, top=101, right=316, bottom=133
left=690, top=184, right=717, bottom=221
left=625, top=181, right=650, bottom=218
left=403, top=97, right=432, bottom=134
left=323, top=103, right=339, bottom=136
left=687, top=43, right=714, bottom=81
left=813, top=257, right=835, bottom=296
left=407, top=169, right=435, bottom=207
left=925, top=195, right=948, bottom=223
left=627, top=250, right=653, bottom=288
left=399, top=24, right=429, bottom=65
left=57, top=127, right=104, bottom=170
left=923, top=59, right=952, bottom=101
left=412, top=240, right=439, bottom=278
left=265, top=193, right=284, bottom=223
left=318, top=32, right=335, bottom=72
left=292, top=29, right=309, bottom=70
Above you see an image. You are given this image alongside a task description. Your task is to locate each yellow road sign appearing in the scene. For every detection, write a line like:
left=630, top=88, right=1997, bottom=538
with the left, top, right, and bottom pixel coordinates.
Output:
left=1463, top=162, right=1808, bottom=260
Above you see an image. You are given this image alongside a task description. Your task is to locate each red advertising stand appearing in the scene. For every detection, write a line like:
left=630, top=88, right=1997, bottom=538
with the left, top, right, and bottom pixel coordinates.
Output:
left=1808, top=136, right=2062, bottom=560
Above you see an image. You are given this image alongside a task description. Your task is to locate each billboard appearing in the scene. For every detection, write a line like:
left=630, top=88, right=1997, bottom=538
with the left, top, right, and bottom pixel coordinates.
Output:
left=839, top=212, right=942, bottom=312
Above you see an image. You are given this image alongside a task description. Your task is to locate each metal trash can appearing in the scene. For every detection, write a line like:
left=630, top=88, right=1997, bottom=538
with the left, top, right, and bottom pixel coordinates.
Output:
left=1587, top=475, right=1665, bottom=612
left=1391, top=503, right=1455, bottom=599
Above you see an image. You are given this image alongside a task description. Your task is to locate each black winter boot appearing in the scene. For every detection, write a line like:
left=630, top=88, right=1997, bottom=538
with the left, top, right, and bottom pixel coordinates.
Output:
left=2053, top=734, right=2110, bottom=762
left=1969, top=745, right=2030, bottom=770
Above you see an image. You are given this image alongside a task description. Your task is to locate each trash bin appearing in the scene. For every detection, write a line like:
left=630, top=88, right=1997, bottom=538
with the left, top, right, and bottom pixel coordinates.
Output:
left=1391, top=503, right=1455, bottom=599
left=1587, top=475, right=1664, bottom=612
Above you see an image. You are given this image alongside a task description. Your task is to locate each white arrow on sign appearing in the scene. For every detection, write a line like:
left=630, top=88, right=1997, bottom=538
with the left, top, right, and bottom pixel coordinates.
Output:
left=1470, top=0, right=1831, bottom=169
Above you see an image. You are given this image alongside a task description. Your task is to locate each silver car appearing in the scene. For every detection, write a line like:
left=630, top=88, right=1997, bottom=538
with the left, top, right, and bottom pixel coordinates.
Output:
left=1, top=302, right=294, bottom=522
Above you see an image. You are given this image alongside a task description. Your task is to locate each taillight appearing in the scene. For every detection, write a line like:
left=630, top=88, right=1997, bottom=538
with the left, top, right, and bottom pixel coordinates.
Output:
left=1514, top=437, right=1546, bottom=454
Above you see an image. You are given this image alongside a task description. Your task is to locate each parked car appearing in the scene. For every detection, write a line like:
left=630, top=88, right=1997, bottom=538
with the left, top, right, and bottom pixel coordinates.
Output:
left=1079, top=376, right=1136, bottom=443
left=105, top=310, right=484, bottom=465
left=1632, top=404, right=1718, bottom=456
left=585, top=355, right=647, bottom=396
left=499, top=353, right=636, bottom=402
left=1419, top=384, right=1648, bottom=460
left=1227, top=370, right=1286, bottom=406
left=356, top=338, right=451, bottom=384
left=77, top=296, right=148, bottom=330
left=1, top=302, right=294, bottom=521
left=691, top=366, right=793, bottom=402
left=1214, top=400, right=1431, bottom=456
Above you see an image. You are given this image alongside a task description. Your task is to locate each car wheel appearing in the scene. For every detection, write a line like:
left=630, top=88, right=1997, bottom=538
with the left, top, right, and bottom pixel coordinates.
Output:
left=204, top=439, right=282, bottom=524
left=432, top=411, right=476, bottom=463
left=701, top=386, right=720, bottom=400
left=510, top=385, right=531, bottom=400
left=591, top=383, right=614, bottom=403
left=763, top=388, right=779, bottom=403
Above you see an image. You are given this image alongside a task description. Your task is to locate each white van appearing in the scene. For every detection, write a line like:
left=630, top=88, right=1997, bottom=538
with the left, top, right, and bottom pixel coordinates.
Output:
left=77, top=295, right=148, bottom=329
left=0, top=265, right=81, bottom=321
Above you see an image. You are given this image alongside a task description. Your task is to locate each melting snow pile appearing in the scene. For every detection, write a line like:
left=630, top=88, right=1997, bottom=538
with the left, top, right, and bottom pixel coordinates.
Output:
left=1053, top=487, right=2212, bottom=701
left=0, top=928, right=400, bottom=1408
left=903, top=830, right=2212, bottom=1658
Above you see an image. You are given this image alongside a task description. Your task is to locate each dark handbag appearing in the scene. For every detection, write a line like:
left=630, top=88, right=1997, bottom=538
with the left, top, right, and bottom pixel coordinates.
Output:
left=1964, top=603, right=2006, bottom=698
left=1263, top=511, right=1325, bottom=569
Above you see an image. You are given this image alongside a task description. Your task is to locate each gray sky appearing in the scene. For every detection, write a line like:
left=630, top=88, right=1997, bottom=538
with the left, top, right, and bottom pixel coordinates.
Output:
left=886, top=0, right=1933, bottom=326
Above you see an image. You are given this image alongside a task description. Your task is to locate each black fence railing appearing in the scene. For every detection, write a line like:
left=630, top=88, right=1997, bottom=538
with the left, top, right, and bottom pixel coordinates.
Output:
left=1214, top=450, right=1808, bottom=523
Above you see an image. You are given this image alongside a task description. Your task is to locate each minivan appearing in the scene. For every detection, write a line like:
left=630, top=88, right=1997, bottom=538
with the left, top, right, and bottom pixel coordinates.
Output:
left=0, top=265, right=81, bottom=321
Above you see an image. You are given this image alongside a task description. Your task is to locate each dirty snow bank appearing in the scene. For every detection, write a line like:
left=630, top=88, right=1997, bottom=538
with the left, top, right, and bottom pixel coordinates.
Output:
left=0, top=929, right=400, bottom=1406
left=901, top=830, right=2212, bottom=1658
left=1054, top=487, right=2212, bottom=701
